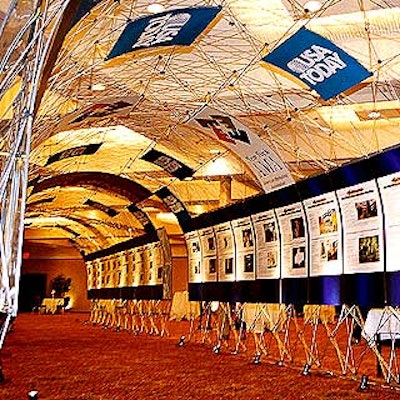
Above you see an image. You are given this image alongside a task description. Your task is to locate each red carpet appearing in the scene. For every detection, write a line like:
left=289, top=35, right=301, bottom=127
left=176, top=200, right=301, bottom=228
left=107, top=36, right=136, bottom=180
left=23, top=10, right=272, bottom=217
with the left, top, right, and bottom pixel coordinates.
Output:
left=0, top=313, right=398, bottom=399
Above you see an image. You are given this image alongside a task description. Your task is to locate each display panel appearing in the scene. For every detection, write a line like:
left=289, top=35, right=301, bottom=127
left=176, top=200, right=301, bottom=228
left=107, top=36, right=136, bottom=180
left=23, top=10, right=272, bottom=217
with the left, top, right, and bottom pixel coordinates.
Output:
left=147, top=242, right=164, bottom=285
left=185, top=231, right=203, bottom=283
left=198, top=227, right=218, bottom=282
left=232, top=217, right=256, bottom=281
left=133, top=248, right=144, bottom=286
left=124, top=249, right=135, bottom=286
left=337, top=180, right=384, bottom=274
left=276, top=203, right=308, bottom=278
left=378, top=172, right=400, bottom=272
left=303, top=192, right=342, bottom=276
left=251, top=210, right=280, bottom=279
left=214, top=222, right=236, bottom=282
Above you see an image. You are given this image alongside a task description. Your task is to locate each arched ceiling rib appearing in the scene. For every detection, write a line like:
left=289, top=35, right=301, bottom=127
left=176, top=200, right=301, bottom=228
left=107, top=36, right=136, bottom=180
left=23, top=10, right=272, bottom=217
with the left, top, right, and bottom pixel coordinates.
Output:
left=8, top=0, right=400, bottom=252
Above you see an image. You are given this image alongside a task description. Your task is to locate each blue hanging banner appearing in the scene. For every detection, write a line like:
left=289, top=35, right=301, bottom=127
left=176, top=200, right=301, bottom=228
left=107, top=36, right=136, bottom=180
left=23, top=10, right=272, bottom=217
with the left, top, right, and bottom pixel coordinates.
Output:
left=107, top=6, right=221, bottom=59
left=262, top=27, right=372, bottom=101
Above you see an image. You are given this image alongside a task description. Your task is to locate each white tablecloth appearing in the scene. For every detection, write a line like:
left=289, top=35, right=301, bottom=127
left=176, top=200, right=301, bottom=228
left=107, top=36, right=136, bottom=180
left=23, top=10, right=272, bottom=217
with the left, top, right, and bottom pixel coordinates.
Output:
left=41, top=298, right=64, bottom=314
left=243, top=303, right=287, bottom=332
left=363, top=308, right=400, bottom=344
left=170, top=291, right=200, bottom=321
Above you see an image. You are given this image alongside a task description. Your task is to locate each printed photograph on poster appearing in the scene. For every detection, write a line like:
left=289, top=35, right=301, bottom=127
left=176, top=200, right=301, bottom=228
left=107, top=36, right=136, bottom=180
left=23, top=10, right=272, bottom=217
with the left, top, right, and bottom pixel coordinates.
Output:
left=359, top=235, right=380, bottom=263
left=266, top=250, right=277, bottom=269
left=242, top=228, right=254, bottom=248
left=192, top=241, right=200, bottom=253
left=292, top=246, right=305, bottom=269
left=194, top=260, right=200, bottom=274
left=244, top=253, right=254, bottom=272
left=356, top=199, right=378, bottom=220
left=208, top=237, right=216, bottom=251
left=209, top=258, right=217, bottom=274
left=320, top=239, right=338, bottom=262
left=264, top=222, right=277, bottom=242
left=224, top=258, right=234, bottom=274
left=318, top=209, right=338, bottom=234
left=291, top=217, right=305, bottom=239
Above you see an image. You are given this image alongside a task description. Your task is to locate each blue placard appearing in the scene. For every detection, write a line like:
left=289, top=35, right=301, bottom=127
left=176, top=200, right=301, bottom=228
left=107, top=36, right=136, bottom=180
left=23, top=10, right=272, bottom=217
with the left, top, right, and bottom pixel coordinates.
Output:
left=262, top=27, right=372, bottom=100
left=107, top=6, right=221, bottom=59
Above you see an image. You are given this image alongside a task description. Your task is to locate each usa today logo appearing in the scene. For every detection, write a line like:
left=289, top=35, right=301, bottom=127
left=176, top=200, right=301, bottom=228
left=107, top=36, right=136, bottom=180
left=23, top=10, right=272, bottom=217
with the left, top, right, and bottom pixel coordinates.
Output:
left=132, top=12, right=191, bottom=49
left=287, top=45, right=347, bottom=85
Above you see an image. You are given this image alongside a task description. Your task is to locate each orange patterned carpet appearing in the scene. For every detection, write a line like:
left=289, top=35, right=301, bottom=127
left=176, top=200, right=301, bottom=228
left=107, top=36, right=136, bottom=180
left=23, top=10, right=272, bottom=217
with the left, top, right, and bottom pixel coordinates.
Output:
left=0, top=312, right=398, bottom=399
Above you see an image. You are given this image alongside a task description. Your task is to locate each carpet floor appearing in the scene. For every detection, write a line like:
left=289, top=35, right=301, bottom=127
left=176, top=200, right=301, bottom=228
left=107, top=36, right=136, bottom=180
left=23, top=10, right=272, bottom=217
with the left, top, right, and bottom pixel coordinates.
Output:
left=0, top=312, right=398, bottom=399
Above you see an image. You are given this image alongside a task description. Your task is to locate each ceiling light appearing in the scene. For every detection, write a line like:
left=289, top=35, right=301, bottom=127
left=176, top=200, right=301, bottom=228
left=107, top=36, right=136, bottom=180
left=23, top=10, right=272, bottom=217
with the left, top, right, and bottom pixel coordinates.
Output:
left=368, top=111, right=381, bottom=119
left=304, top=1, right=322, bottom=13
left=209, top=149, right=221, bottom=154
left=90, top=83, right=106, bottom=91
left=147, top=3, right=165, bottom=14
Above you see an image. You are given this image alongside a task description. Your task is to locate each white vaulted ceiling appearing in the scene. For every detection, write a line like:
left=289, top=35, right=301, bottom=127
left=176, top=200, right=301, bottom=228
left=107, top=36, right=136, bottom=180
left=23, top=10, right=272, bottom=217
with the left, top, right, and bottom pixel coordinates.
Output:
left=3, top=0, right=400, bottom=254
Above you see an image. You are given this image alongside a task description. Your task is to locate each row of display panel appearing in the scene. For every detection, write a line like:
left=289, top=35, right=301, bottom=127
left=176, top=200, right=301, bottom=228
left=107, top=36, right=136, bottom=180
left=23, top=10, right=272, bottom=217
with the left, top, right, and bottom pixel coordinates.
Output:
left=185, top=173, right=400, bottom=283
left=188, top=271, right=400, bottom=307
left=86, top=241, right=164, bottom=290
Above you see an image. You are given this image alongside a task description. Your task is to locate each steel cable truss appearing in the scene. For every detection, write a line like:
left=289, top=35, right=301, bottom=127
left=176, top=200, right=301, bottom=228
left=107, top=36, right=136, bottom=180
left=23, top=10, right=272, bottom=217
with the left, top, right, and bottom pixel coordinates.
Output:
left=0, top=0, right=72, bottom=348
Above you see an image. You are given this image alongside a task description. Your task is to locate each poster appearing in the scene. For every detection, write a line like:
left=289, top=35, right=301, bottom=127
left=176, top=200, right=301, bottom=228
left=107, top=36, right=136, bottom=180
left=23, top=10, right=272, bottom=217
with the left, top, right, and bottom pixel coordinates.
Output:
left=232, top=217, right=256, bottom=281
left=214, top=222, right=236, bottom=282
left=337, top=180, right=383, bottom=273
left=189, top=107, right=294, bottom=193
left=251, top=210, right=280, bottom=279
left=146, top=242, right=164, bottom=285
left=303, top=192, right=342, bottom=276
left=124, top=249, right=135, bottom=287
left=378, top=172, right=400, bottom=272
left=185, top=231, right=203, bottom=283
left=198, top=227, right=218, bottom=282
left=276, top=203, right=308, bottom=278
left=133, top=247, right=145, bottom=286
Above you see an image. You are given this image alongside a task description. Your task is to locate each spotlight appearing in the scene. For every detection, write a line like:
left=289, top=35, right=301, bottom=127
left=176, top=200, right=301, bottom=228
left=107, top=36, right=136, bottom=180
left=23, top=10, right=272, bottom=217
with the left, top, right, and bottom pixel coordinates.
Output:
left=253, top=352, right=261, bottom=365
left=213, top=344, right=221, bottom=354
left=358, top=375, right=369, bottom=391
left=276, top=360, right=284, bottom=367
left=177, top=335, right=185, bottom=347
left=301, top=363, right=311, bottom=376
left=28, top=391, right=39, bottom=400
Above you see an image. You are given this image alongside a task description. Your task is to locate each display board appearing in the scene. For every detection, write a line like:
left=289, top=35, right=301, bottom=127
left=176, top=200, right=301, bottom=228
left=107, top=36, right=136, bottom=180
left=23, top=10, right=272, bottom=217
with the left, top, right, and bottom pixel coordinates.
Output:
left=337, top=180, right=384, bottom=274
left=214, top=222, right=236, bottom=282
left=251, top=210, right=280, bottom=279
left=185, top=231, right=203, bottom=283
left=303, top=192, right=342, bottom=276
left=198, top=227, right=218, bottom=282
left=124, top=249, right=135, bottom=286
left=147, top=242, right=164, bottom=285
left=232, top=217, right=256, bottom=281
left=378, top=172, right=400, bottom=272
left=276, top=203, right=308, bottom=278
left=133, top=248, right=144, bottom=286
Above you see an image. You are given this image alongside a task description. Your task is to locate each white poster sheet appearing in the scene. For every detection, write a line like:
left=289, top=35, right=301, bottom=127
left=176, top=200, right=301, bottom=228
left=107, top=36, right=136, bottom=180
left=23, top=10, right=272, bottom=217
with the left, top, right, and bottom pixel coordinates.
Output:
left=214, top=222, right=236, bottom=282
left=147, top=242, right=164, bottom=285
left=304, top=192, right=342, bottom=276
left=276, top=203, right=308, bottom=278
left=232, top=217, right=256, bottom=281
left=199, top=227, right=218, bottom=282
left=337, top=180, right=383, bottom=274
left=185, top=231, right=203, bottom=283
left=251, top=210, right=280, bottom=279
left=378, top=172, right=400, bottom=272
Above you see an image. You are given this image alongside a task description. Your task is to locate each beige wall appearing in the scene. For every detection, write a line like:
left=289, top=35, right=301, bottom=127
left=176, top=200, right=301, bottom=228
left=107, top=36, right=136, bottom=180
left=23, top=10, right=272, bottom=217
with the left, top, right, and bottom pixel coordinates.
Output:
left=22, top=258, right=90, bottom=311
left=172, top=256, right=188, bottom=293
